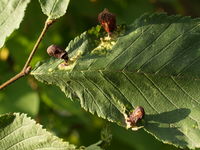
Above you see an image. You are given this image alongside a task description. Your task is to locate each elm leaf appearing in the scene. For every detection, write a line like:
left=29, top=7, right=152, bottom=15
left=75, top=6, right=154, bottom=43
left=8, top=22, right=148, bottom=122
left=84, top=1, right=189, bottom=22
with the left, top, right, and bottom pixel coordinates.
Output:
left=0, top=0, right=30, bottom=48
left=31, top=13, right=200, bottom=149
left=0, top=113, right=103, bottom=150
left=39, top=0, right=70, bottom=19
left=0, top=113, right=76, bottom=149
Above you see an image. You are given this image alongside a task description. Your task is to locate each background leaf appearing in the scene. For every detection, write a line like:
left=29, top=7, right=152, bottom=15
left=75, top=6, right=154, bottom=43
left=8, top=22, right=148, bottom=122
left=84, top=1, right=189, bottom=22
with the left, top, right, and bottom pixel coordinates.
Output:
left=0, top=113, right=76, bottom=149
left=32, top=13, right=200, bottom=149
left=0, top=0, right=30, bottom=48
left=0, top=113, right=103, bottom=150
left=39, top=0, right=70, bottom=19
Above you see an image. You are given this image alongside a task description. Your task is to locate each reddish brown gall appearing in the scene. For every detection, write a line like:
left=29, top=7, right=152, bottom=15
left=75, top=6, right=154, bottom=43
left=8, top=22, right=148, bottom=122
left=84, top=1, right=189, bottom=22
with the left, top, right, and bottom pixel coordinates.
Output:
left=47, top=45, right=68, bottom=62
left=98, top=8, right=116, bottom=34
left=127, top=106, right=145, bottom=126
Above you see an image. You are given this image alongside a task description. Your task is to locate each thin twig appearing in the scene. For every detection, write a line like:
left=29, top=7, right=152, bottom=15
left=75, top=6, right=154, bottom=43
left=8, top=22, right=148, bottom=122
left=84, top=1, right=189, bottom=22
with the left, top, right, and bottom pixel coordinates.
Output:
left=0, top=19, right=55, bottom=90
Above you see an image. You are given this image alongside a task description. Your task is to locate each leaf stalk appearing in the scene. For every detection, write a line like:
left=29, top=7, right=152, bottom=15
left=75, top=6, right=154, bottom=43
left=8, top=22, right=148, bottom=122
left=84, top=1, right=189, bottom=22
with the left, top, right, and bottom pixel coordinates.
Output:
left=0, top=19, right=55, bottom=90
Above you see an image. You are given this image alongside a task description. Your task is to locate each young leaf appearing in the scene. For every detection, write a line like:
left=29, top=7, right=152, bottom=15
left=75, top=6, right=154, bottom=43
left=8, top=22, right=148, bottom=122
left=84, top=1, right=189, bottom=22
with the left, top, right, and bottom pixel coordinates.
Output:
left=31, top=13, right=200, bottom=149
left=0, top=113, right=103, bottom=150
left=0, top=0, right=30, bottom=48
left=39, top=0, right=70, bottom=19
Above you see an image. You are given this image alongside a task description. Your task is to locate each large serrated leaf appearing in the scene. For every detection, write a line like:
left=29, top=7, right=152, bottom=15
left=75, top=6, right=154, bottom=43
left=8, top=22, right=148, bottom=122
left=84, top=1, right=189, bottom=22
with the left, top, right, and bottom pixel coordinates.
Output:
left=39, top=0, right=70, bottom=19
left=0, top=113, right=103, bottom=150
left=0, top=113, right=76, bottom=150
left=31, top=13, right=200, bottom=149
left=0, top=0, right=30, bottom=48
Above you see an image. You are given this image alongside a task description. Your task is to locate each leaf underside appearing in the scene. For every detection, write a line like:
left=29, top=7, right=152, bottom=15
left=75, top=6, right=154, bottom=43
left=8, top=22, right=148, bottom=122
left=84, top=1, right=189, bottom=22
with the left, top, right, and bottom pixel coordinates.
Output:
left=39, top=0, right=70, bottom=19
left=0, top=0, right=30, bottom=48
left=32, top=13, right=200, bottom=149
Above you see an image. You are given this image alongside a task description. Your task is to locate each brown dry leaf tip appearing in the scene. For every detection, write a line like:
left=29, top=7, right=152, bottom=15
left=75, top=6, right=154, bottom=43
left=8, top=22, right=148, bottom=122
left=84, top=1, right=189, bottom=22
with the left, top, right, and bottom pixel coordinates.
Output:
left=98, top=8, right=116, bottom=35
left=127, top=106, right=145, bottom=126
left=47, top=44, right=68, bottom=62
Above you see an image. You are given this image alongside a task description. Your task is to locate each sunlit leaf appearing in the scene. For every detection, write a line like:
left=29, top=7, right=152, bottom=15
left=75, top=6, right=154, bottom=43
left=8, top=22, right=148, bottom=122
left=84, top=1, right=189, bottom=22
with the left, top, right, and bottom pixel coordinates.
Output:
left=0, top=0, right=30, bottom=48
left=0, top=113, right=103, bottom=150
left=0, top=113, right=76, bottom=149
left=32, top=13, right=200, bottom=149
left=39, top=0, right=70, bottom=19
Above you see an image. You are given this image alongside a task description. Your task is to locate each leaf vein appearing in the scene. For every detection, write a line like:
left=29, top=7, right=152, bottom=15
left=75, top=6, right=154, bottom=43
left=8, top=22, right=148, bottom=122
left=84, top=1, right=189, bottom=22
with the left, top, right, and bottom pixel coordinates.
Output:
left=144, top=73, right=199, bottom=124
left=139, top=24, right=199, bottom=71
left=122, top=23, right=172, bottom=71
left=6, top=135, right=45, bottom=150
left=0, top=0, right=22, bottom=27
left=0, top=123, right=29, bottom=142
left=99, top=71, right=133, bottom=109
left=171, top=76, right=200, bottom=105
left=81, top=72, right=122, bottom=115
left=71, top=79, right=104, bottom=116
left=122, top=72, right=159, bottom=113
left=49, top=0, right=58, bottom=17
left=143, top=73, right=198, bottom=144
left=103, top=25, right=151, bottom=69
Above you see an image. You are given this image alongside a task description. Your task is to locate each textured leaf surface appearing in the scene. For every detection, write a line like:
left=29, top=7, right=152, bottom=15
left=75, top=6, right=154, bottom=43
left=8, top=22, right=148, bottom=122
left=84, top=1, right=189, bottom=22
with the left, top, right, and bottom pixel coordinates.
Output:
left=0, top=113, right=103, bottom=150
left=39, top=0, right=70, bottom=19
left=0, top=0, right=30, bottom=48
left=0, top=113, right=76, bottom=150
left=31, top=13, right=200, bottom=148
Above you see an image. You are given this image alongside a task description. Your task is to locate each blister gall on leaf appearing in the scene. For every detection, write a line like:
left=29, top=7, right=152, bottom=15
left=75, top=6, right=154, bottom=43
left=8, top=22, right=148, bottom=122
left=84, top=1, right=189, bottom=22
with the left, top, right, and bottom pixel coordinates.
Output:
left=47, top=44, right=68, bottom=62
left=98, top=8, right=116, bottom=35
left=125, top=106, right=145, bottom=130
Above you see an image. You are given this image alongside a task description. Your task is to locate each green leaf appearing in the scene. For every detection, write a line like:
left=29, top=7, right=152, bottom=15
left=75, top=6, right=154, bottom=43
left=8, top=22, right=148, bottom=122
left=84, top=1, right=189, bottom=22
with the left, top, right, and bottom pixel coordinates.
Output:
left=0, top=113, right=103, bottom=150
left=39, top=84, right=92, bottom=125
left=39, top=0, right=70, bottom=19
left=0, top=113, right=76, bottom=149
left=0, top=0, right=30, bottom=48
left=31, top=13, right=200, bottom=149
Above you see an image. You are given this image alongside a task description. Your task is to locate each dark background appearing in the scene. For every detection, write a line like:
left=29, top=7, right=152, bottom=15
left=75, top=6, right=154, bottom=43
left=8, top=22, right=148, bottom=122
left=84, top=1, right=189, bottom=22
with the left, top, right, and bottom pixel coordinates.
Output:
left=1, top=0, right=200, bottom=149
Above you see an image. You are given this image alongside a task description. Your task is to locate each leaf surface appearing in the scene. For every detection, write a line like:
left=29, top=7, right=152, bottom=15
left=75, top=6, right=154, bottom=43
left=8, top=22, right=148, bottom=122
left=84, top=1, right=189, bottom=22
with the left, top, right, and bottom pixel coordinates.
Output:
left=0, top=113, right=76, bottom=150
left=31, top=13, right=200, bottom=149
left=39, top=0, right=70, bottom=19
left=0, top=0, right=30, bottom=48
left=0, top=113, right=103, bottom=150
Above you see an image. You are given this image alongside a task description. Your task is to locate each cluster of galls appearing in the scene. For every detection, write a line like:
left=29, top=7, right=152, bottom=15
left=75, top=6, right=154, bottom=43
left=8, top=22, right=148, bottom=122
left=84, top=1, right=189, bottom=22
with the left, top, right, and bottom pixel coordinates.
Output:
left=47, top=8, right=117, bottom=60
left=46, top=10, right=145, bottom=129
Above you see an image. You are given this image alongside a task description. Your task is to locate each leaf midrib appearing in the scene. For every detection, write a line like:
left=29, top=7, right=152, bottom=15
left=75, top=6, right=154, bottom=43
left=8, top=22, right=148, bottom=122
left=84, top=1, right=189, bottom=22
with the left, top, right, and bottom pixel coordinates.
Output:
left=31, top=68, right=200, bottom=81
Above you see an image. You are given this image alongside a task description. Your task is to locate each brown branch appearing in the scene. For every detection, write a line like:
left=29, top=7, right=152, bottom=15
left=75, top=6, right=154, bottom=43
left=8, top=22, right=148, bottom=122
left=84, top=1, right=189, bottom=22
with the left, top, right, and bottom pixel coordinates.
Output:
left=0, top=19, right=55, bottom=90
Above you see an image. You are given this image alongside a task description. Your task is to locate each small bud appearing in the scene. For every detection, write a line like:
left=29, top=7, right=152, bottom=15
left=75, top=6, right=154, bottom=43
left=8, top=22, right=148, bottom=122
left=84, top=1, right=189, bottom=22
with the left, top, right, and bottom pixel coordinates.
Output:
left=127, top=106, right=145, bottom=126
left=98, top=8, right=116, bottom=35
left=47, top=45, right=68, bottom=62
